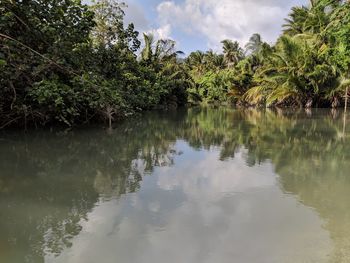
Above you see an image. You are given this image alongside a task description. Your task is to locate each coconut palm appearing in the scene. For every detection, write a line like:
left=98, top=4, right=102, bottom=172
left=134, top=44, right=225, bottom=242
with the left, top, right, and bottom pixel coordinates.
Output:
left=221, top=39, right=244, bottom=67
left=186, top=50, right=207, bottom=75
left=245, top=34, right=264, bottom=55
left=283, top=0, right=337, bottom=37
left=243, top=34, right=337, bottom=107
left=283, top=6, right=310, bottom=35
left=155, top=39, right=184, bottom=61
left=141, top=33, right=184, bottom=64
left=324, top=76, right=350, bottom=108
left=203, top=51, right=226, bottom=70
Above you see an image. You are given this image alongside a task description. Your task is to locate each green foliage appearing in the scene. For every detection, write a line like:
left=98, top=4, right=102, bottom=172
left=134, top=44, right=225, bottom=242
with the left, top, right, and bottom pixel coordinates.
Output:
left=139, top=33, right=190, bottom=108
left=30, top=78, right=83, bottom=125
left=245, top=33, right=264, bottom=55
left=221, top=40, right=244, bottom=67
left=1, top=0, right=350, bottom=128
left=186, top=0, right=350, bottom=108
left=193, top=70, right=234, bottom=103
left=0, top=0, right=95, bottom=126
left=0, top=0, right=189, bottom=128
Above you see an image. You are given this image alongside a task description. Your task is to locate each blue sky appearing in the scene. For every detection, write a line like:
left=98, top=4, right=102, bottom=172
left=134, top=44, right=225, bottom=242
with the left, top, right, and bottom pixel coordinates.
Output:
left=124, top=0, right=210, bottom=53
left=110, top=0, right=309, bottom=55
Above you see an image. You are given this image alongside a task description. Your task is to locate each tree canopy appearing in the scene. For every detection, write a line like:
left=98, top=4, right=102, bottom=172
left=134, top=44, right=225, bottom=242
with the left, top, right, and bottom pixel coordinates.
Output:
left=1, top=0, right=350, bottom=128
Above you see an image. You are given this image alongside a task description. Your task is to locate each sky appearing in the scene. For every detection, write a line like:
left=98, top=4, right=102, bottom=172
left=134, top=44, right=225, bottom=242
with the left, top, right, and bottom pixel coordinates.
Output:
left=105, top=0, right=309, bottom=54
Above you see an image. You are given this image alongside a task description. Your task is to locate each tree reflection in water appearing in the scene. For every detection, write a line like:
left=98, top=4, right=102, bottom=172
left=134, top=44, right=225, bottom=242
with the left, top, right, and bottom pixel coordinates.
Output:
left=0, top=107, right=349, bottom=262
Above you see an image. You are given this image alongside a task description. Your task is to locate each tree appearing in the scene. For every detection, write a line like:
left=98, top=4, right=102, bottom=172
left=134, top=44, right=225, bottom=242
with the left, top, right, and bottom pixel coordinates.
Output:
left=186, top=50, right=206, bottom=76
left=0, top=0, right=95, bottom=126
left=140, top=33, right=183, bottom=65
left=283, top=6, right=310, bottom=35
left=90, top=0, right=125, bottom=46
left=221, top=39, right=244, bottom=67
left=327, top=1, right=350, bottom=111
left=245, top=33, right=264, bottom=55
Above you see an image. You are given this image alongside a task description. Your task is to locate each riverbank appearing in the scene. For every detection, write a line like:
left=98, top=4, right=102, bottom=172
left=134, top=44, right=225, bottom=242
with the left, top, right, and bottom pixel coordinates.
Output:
left=2, top=1, right=350, bottom=130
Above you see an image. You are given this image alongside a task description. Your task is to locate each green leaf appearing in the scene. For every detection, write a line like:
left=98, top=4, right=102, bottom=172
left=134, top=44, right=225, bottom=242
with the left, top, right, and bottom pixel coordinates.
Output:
left=0, top=59, right=7, bottom=67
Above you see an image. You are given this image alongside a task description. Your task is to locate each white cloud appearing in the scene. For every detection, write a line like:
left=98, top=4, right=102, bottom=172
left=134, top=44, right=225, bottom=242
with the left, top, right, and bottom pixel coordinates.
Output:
left=146, top=24, right=172, bottom=40
left=49, top=144, right=331, bottom=263
left=156, top=0, right=307, bottom=50
left=124, top=1, right=150, bottom=31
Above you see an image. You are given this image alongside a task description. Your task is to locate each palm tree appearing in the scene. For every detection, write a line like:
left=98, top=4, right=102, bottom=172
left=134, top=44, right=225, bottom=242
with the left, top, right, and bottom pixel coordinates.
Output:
left=155, top=39, right=184, bottom=61
left=212, top=54, right=226, bottom=70
left=243, top=34, right=337, bottom=107
left=327, top=0, right=350, bottom=111
left=186, top=51, right=207, bottom=75
left=221, top=40, right=244, bottom=67
left=141, top=33, right=155, bottom=62
left=283, top=0, right=335, bottom=36
left=140, top=33, right=184, bottom=64
left=283, top=6, right=310, bottom=35
left=204, top=50, right=225, bottom=70
left=245, top=33, right=264, bottom=55
left=324, top=75, right=350, bottom=108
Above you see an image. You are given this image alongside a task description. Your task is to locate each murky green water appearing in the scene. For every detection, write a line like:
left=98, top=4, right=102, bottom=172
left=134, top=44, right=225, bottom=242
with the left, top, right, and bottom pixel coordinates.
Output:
left=1, top=107, right=350, bottom=263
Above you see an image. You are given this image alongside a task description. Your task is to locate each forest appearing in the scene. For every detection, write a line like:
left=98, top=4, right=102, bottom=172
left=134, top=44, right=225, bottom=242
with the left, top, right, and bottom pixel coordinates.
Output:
left=1, top=0, right=350, bottom=128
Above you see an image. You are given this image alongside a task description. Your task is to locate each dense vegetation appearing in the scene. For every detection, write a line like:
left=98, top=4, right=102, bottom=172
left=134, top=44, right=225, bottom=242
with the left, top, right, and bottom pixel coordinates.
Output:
left=1, top=0, right=350, bottom=128
left=187, top=0, right=350, bottom=108
left=0, top=0, right=191, bottom=128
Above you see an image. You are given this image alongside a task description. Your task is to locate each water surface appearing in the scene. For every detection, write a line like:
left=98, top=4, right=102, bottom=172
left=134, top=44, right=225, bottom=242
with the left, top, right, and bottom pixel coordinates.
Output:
left=1, top=108, right=350, bottom=263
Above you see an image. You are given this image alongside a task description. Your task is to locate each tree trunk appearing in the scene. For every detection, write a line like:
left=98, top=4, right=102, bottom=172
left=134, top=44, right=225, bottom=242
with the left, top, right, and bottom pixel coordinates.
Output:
left=345, top=87, right=349, bottom=114
left=9, top=81, right=16, bottom=110
left=305, top=98, right=313, bottom=109
left=332, top=97, right=339, bottom=108
left=344, top=87, right=349, bottom=137
left=104, top=106, right=113, bottom=129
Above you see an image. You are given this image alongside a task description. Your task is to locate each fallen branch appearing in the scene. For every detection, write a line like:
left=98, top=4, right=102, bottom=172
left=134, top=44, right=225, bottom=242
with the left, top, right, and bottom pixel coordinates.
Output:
left=0, top=117, right=21, bottom=129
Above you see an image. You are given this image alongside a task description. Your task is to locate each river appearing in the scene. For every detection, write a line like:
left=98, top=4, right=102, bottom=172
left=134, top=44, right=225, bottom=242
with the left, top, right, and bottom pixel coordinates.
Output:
left=0, top=107, right=349, bottom=263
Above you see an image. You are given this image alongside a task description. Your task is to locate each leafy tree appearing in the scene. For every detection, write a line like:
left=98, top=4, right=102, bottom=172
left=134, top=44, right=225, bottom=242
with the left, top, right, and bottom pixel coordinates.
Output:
left=0, top=0, right=95, bottom=127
